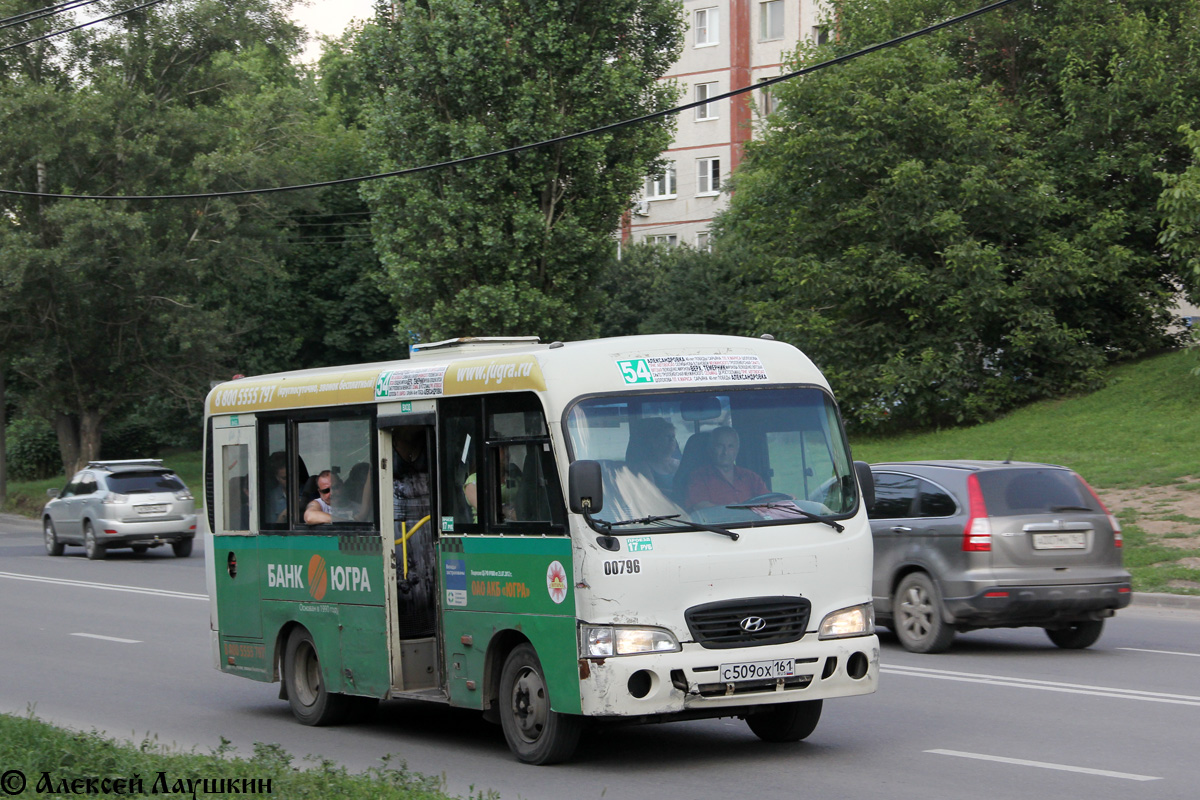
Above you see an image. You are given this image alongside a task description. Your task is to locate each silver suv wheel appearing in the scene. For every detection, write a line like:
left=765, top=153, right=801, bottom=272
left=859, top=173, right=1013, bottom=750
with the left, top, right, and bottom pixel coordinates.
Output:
left=894, top=572, right=954, bottom=653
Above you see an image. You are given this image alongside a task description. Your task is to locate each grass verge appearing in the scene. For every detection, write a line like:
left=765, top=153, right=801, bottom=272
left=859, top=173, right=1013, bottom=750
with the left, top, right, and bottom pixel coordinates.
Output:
left=0, top=711, right=476, bottom=799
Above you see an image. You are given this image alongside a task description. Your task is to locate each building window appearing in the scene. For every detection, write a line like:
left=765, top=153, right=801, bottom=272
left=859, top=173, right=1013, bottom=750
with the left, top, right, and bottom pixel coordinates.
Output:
left=697, top=231, right=712, bottom=252
left=760, top=0, right=784, bottom=41
left=695, top=82, right=719, bottom=121
left=695, top=7, right=719, bottom=47
left=646, top=165, right=677, bottom=199
left=697, top=158, right=721, bottom=195
left=758, top=78, right=778, bottom=116
left=646, top=234, right=678, bottom=246
left=813, top=24, right=830, bottom=45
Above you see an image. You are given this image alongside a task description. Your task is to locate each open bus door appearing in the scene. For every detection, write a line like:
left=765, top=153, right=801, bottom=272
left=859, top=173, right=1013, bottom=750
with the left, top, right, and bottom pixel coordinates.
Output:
left=378, top=404, right=442, bottom=695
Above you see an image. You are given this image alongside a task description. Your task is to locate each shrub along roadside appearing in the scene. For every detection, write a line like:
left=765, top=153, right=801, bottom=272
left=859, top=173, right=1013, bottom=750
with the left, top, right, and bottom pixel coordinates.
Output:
left=0, top=712, right=474, bottom=800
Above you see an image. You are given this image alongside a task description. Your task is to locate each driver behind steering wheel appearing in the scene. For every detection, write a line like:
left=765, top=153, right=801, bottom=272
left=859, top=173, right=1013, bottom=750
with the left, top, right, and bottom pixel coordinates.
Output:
left=685, top=426, right=769, bottom=510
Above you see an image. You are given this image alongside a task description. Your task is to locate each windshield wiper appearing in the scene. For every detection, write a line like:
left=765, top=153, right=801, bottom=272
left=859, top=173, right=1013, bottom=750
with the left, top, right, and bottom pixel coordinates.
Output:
left=1050, top=505, right=1095, bottom=513
left=726, top=502, right=845, bottom=533
left=594, top=514, right=739, bottom=541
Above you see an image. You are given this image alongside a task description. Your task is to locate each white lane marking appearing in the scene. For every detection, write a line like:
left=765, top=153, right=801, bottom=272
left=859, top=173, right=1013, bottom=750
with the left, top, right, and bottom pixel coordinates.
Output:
left=882, top=664, right=1200, bottom=707
left=1118, top=647, right=1200, bottom=658
left=71, top=633, right=142, bottom=644
left=0, top=571, right=206, bottom=601
left=926, top=749, right=1161, bottom=782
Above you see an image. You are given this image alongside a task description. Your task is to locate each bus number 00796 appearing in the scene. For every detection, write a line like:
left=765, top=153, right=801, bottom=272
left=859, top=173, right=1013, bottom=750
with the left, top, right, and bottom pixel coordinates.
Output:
left=603, top=559, right=641, bottom=576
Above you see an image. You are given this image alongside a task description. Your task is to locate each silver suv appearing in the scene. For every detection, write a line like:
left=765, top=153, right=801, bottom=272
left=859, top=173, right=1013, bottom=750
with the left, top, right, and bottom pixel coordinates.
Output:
left=868, top=461, right=1130, bottom=653
left=43, top=460, right=197, bottom=560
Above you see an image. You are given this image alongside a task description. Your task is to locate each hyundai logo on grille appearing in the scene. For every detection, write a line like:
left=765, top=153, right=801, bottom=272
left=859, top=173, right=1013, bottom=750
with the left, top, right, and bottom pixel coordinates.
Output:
left=739, top=616, right=767, bottom=633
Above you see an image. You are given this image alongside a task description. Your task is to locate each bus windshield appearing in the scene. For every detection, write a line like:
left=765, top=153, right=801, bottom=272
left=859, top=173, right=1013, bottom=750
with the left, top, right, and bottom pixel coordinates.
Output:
left=565, top=387, right=857, bottom=530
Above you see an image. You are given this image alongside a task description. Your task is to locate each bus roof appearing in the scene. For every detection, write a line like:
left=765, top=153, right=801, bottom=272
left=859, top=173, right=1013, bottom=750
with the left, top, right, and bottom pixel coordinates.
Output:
left=204, top=334, right=828, bottom=417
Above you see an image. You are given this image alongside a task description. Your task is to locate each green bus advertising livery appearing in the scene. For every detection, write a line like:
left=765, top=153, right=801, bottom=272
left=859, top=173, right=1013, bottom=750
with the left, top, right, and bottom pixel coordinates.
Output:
left=203, top=334, right=879, bottom=764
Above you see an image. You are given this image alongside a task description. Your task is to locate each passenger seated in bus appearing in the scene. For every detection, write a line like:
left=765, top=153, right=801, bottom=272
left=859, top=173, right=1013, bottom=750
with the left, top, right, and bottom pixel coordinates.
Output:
left=266, top=451, right=288, bottom=523
left=625, top=417, right=680, bottom=493
left=343, top=461, right=370, bottom=506
left=304, top=469, right=370, bottom=524
left=464, top=464, right=478, bottom=522
left=685, top=426, right=768, bottom=510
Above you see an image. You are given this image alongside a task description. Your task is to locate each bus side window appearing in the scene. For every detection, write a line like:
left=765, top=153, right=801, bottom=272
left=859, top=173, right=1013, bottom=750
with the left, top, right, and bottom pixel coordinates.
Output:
left=486, top=393, right=564, bottom=531
left=294, top=416, right=377, bottom=530
left=439, top=397, right=483, bottom=532
left=223, top=444, right=250, bottom=531
left=259, top=420, right=289, bottom=529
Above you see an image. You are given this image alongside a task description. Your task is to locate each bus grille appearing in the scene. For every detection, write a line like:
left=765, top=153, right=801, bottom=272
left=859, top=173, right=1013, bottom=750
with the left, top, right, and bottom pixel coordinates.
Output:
left=684, top=597, right=811, bottom=650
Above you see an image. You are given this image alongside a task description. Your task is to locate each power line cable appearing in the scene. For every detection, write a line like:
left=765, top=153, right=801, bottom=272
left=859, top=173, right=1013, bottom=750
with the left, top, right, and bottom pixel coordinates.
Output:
left=0, top=0, right=1025, bottom=202
left=0, top=0, right=171, bottom=54
left=0, top=0, right=101, bottom=32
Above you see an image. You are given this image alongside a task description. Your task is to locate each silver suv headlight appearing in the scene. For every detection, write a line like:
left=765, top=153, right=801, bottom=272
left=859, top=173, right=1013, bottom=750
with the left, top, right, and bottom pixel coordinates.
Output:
left=580, top=624, right=681, bottom=657
left=818, top=603, right=875, bottom=640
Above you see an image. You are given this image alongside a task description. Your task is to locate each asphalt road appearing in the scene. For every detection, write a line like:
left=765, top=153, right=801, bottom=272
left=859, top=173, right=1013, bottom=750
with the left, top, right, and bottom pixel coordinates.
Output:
left=2, top=513, right=1198, bottom=800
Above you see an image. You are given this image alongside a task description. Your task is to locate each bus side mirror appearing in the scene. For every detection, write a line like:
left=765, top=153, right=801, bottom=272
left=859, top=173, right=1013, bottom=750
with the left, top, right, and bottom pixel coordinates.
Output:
left=854, top=461, right=875, bottom=512
left=568, top=460, right=603, bottom=515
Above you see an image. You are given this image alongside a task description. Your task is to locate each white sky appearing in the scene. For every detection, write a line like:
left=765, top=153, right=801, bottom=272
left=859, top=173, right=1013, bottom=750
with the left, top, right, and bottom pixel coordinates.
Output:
left=290, top=0, right=377, bottom=62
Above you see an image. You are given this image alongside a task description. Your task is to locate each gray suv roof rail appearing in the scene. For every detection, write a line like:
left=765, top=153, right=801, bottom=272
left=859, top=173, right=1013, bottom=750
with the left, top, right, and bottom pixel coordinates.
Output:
left=85, top=459, right=164, bottom=469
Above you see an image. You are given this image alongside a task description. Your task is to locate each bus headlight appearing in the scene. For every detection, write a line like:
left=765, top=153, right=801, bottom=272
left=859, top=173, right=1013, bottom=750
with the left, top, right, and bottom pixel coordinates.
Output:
left=818, top=603, right=875, bottom=640
left=580, top=625, right=681, bottom=657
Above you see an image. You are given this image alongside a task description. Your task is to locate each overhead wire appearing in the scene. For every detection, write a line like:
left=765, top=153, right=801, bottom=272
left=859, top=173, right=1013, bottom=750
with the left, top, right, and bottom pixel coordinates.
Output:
left=0, top=0, right=1026, bottom=202
left=0, top=0, right=102, bottom=32
left=0, top=0, right=172, bottom=55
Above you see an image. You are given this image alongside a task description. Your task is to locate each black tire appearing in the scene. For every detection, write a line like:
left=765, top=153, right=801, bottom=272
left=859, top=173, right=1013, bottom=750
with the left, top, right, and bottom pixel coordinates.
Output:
left=283, top=628, right=350, bottom=726
left=498, top=643, right=583, bottom=764
left=131, top=544, right=149, bottom=554
left=1045, top=619, right=1104, bottom=649
left=746, top=699, right=823, bottom=742
left=44, top=518, right=64, bottom=556
left=893, top=572, right=954, bottom=653
left=172, top=538, right=194, bottom=558
left=83, top=521, right=106, bottom=561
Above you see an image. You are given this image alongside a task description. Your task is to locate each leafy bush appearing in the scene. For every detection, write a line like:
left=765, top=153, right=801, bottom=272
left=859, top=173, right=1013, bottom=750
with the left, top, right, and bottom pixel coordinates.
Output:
left=5, top=417, right=61, bottom=481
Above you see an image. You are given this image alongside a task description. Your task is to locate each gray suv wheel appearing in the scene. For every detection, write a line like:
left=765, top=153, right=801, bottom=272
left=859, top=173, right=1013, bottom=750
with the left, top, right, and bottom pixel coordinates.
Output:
left=894, top=572, right=955, bottom=653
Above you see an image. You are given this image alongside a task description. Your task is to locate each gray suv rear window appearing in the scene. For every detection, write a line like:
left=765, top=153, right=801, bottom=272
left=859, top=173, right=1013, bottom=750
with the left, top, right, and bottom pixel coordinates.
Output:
left=975, top=468, right=1096, bottom=516
left=106, top=472, right=185, bottom=494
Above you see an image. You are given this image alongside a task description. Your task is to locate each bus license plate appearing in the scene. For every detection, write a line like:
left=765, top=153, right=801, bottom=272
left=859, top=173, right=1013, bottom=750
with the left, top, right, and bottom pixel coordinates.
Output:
left=719, top=659, right=796, bottom=682
left=1032, top=532, right=1086, bottom=549
left=136, top=504, right=168, bottom=515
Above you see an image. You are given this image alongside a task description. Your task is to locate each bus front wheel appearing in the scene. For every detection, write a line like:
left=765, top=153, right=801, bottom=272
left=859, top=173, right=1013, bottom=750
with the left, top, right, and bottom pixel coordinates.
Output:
left=746, top=699, right=823, bottom=742
left=284, top=628, right=349, bottom=726
left=498, top=643, right=583, bottom=764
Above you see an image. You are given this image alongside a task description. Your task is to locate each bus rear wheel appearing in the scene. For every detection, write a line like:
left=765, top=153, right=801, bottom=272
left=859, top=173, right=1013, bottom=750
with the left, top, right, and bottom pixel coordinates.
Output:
left=498, top=643, right=583, bottom=764
left=284, top=628, right=349, bottom=726
left=746, top=699, right=823, bottom=742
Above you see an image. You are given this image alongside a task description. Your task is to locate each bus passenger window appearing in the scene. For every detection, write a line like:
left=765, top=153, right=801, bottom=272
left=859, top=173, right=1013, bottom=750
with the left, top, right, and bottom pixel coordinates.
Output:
left=223, top=444, right=250, bottom=531
left=295, top=417, right=377, bottom=529
left=493, top=443, right=552, bottom=523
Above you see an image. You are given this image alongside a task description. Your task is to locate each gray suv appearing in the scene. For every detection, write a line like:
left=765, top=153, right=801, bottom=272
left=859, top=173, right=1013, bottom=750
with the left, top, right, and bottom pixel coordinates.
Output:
left=868, top=461, right=1130, bottom=653
left=43, top=460, right=197, bottom=560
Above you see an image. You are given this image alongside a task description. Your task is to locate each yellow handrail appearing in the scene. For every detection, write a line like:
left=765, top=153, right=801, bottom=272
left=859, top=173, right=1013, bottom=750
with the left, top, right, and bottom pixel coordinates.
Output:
left=394, top=514, right=431, bottom=579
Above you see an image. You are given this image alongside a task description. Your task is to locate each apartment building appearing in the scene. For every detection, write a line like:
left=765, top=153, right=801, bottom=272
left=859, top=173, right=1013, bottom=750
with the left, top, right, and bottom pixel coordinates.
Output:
left=623, top=0, right=829, bottom=249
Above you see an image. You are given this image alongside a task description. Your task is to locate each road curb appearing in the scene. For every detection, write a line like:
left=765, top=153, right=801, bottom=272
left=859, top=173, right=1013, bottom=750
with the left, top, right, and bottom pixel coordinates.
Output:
left=1132, top=591, right=1200, bottom=611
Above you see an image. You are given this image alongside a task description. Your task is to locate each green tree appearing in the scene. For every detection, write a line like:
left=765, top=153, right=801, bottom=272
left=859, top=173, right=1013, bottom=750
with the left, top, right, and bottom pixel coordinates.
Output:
left=718, top=0, right=1200, bottom=430
left=356, top=0, right=684, bottom=343
left=0, top=1, right=329, bottom=471
left=1159, top=125, right=1200, bottom=304
left=598, top=242, right=754, bottom=338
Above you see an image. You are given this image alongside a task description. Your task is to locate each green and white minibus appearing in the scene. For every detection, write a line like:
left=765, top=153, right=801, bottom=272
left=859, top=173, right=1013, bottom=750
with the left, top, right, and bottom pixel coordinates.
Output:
left=203, top=334, right=878, bottom=764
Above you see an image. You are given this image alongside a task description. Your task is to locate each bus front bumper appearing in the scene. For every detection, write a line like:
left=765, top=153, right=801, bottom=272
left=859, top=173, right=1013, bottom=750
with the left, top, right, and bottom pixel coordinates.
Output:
left=577, top=634, right=879, bottom=717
